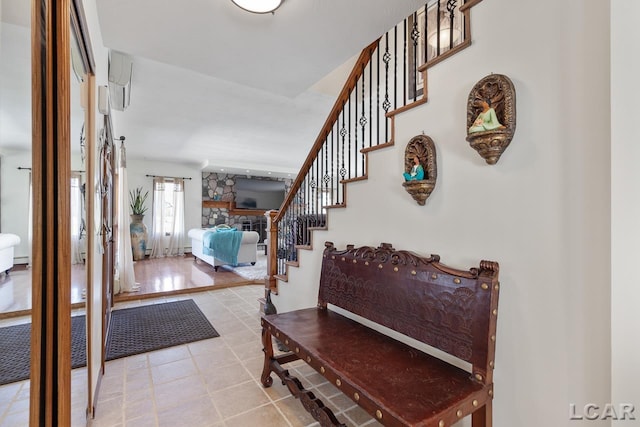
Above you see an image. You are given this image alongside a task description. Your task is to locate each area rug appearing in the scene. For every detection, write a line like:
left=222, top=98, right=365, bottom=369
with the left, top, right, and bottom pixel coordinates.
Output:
left=222, top=251, right=267, bottom=282
left=0, top=299, right=219, bottom=386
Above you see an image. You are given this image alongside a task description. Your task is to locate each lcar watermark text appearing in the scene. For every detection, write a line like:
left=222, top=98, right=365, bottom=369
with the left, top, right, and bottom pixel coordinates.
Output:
left=570, top=403, right=636, bottom=421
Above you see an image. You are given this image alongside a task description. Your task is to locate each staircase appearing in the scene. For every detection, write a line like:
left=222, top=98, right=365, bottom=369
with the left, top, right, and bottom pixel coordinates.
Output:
left=266, top=0, right=485, bottom=293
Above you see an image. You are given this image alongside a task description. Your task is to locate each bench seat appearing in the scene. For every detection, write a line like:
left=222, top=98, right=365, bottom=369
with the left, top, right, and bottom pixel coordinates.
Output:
left=261, top=242, right=500, bottom=427
left=264, top=308, right=488, bottom=426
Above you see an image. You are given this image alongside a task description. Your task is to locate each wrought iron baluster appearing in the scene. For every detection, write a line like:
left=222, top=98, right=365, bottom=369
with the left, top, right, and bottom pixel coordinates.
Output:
left=347, top=95, right=351, bottom=180
left=424, top=3, right=428, bottom=64
left=411, top=12, right=419, bottom=102
left=436, top=0, right=441, bottom=55
left=403, top=18, right=407, bottom=107
left=376, top=44, right=380, bottom=146
left=339, top=108, right=347, bottom=203
left=447, top=0, right=457, bottom=50
left=360, top=63, right=366, bottom=173
left=394, top=25, right=398, bottom=111
left=369, top=56, right=373, bottom=147
left=383, top=33, right=390, bottom=141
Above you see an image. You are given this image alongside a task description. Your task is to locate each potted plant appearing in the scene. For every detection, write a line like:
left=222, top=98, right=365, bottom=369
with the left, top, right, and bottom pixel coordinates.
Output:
left=129, top=187, right=148, bottom=260
left=129, top=187, right=148, bottom=216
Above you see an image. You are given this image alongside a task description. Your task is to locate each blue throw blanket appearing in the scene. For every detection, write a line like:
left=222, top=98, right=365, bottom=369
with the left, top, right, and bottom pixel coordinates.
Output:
left=202, top=229, right=243, bottom=266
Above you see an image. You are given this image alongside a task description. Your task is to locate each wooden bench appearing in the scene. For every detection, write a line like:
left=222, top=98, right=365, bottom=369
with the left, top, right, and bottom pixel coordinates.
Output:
left=260, top=242, right=501, bottom=427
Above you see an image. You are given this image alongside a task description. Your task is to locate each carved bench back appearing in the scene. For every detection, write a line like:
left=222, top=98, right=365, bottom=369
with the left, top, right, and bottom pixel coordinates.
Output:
left=318, top=242, right=500, bottom=383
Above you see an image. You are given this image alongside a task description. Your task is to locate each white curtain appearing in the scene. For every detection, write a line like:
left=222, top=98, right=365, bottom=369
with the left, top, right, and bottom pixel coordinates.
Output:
left=27, top=172, right=32, bottom=267
left=167, top=178, right=185, bottom=256
left=150, top=177, right=185, bottom=257
left=70, top=172, right=85, bottom=264
left=114, top=141, right=137, bottom=293
left=150, top=177, right=166, bottom=257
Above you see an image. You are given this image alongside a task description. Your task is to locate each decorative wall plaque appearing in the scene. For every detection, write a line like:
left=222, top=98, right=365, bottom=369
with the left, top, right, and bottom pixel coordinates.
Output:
left=466, top=74, right=516, bottom=164
left=402, top=134, right=437, bottom=206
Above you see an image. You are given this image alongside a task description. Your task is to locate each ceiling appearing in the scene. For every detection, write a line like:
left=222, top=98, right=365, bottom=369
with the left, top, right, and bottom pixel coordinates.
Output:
left=1, top=0, right=425, bottom=177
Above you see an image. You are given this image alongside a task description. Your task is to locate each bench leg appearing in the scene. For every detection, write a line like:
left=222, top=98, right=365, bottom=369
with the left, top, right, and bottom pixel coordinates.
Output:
left=260, top=326, right=275, bottom=387
left=472, top=399, right=492, bottom=427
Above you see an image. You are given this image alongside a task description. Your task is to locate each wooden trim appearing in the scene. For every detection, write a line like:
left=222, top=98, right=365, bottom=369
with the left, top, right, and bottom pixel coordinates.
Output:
left=202, top=200, right=268, bottom=217
left=459, top=0, right=484, bottom=13
left=386, top=96, right=428, bottom=118
left=202, top=200, right=231, bottom=209
left=30, top=0, right=72, bottom=425
left=85, top=75, right=96, bottom=418
left=418, top=39, right=472, bottom=72
left=361, top=141, right=394, bottom=154
left=274, top=39, right=380, bottom=224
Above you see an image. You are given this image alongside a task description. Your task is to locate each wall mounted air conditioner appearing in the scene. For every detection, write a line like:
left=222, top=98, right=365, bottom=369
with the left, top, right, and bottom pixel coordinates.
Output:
left=108, top=50, right=133, bottom=111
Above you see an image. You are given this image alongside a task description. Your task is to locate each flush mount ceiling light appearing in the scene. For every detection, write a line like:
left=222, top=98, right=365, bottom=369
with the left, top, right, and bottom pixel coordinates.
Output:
left=231, top=0, right=283, bottom=14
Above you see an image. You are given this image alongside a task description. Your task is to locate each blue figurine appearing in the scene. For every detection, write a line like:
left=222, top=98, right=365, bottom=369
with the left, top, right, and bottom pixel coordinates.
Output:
left=403, top=156, right=424, bottom=181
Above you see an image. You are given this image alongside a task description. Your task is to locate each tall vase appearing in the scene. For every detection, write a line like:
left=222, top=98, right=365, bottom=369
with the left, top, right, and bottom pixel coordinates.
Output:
left=130, top=214, right=148, bottom=261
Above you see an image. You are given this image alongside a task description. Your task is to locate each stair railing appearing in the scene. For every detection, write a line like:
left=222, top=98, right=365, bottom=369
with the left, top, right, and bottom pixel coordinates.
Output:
left=266, top=0, right=482, bottom=292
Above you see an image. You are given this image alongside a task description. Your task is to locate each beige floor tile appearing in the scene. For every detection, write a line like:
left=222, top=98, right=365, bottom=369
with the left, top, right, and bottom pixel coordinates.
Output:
left=209, top=381, right=271, bottom=419
left=123, top=396, right=156, bottom=422
left=156, top=395, right=221, bottom=427
left=187, top=337, right=227, bottom=356
left=275, top=395, right=318, bottom=426
left=227, top=339, right=263, bottom=360
left=153, top=375, right=208, bottom=410
left=192, top=347, right=239, bottom=373
left=150, top=357, right=198, bottom=385
left=148, top=345, right=191, bottom=367
left=241, top=355, right=266, bottom=381
left=201, top=364, right=253, bottom=393
left=223, top=403, right=288, bottom=427
left=124, top=415, right=158, bottom=427
left=1, top=410, right=29, bottom=427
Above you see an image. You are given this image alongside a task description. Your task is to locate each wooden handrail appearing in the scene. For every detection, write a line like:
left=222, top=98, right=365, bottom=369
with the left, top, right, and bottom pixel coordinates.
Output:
left=273, top=38, right=380, bottom=225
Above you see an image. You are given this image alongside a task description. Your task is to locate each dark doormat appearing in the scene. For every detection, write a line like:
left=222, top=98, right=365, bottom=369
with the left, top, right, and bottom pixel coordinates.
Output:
left=0, top=299, right=219, bottom=386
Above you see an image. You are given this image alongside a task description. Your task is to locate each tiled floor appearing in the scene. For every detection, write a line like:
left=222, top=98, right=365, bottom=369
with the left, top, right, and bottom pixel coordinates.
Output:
left=0, top=285, right=381, bottom=427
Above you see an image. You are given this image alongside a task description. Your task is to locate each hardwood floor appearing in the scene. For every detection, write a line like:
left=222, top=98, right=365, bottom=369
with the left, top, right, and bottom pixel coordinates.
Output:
left=0, top=254, right=263, bottom=319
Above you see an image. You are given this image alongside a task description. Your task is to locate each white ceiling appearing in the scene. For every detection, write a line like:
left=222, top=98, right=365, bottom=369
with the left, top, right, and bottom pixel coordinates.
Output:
left=1, top=0, right=425, bottom=177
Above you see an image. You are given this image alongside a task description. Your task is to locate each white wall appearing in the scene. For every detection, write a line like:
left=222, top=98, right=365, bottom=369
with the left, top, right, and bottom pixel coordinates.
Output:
left=611, top=1, right=640, bottom=426
left=0, top=149, right=31, bottom=261
left=274, top=1, right=612, bottom=426
left=125, top=157, right=202, bottom=250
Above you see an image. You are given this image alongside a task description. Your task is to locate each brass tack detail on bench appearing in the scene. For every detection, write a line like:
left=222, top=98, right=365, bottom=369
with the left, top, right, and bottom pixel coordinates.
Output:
left=353, top=392, right=360, bottom=401
left=473, top=399, right=479, bottom=407
left=493, top=309, right=497, bottom=316
left=454, top=278, right=461, bottom=284
left=411, top=270, right=417, bottom=275
left=475, top=373, right=483, bottom=381
left=490, top=361, right=494, bottom=368
left=439, top=420, right=445, bottom=427
left=336, top=379, right=342, bottom=386
left=352, top=259, right=357, bottom=264
left=295, top=347, right=300, bottom=353
left=495, top=284, right=500, bottom=290
left=378, top=264, right=383, bottom=269
left=365, top=261, right=369, bottom=265
left=306, top=356, right=311, bottom=363
left=320, top=367, right=325, bottom=373
left=394, top=266, right=399, bottom=272
left=432, top=273, right=438, bottom=279
left=341, top=257, right=346, bottom=261
left=481, top=283, right=489, bottom=290
left=376, top=410, right=383, bottom=420
left=489, top=389, right=494, bottom=397
left=457, top=409, right=463, bottom=417
left=491, top=335, right=496, bottom=342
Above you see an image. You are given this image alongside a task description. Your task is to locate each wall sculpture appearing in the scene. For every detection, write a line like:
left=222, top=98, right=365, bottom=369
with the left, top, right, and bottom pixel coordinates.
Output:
left=466, top=73, right=516, bottom=164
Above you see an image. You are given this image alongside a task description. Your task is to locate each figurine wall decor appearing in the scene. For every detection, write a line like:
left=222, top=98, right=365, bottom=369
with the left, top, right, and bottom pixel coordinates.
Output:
left=466, top=74, right=516, bottom=164
left=402, top=134, right=437, bottom=206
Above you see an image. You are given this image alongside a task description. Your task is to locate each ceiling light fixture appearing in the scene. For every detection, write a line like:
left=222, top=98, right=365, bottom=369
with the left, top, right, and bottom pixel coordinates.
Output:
left=231, top=0, right=283, bottom=14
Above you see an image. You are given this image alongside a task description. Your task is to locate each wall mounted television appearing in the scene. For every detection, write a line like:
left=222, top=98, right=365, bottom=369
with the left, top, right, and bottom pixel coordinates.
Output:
left=235, top=177, right=286, bottom=210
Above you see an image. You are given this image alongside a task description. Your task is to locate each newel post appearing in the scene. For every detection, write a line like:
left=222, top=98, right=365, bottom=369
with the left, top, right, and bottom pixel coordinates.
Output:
left=265, top=210, right=279, bottom=294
